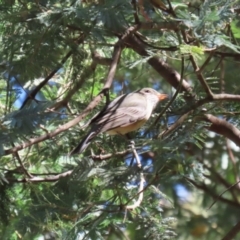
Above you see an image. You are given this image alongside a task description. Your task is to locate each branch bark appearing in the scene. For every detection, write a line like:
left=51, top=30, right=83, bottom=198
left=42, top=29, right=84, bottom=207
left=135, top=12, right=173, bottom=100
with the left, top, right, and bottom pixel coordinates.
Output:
left=125, top=34, right=193, bottom=94
left=189, top=55, right=213, bottom=97
left=125, top=140, right=145, bottom=210
left=212, top=94, right=240, bottom=101
left=221, top=220, right=240, bottom=240
left=203, top=114, right=240, bottom=147
left=7, top=170, right=73, bottom=183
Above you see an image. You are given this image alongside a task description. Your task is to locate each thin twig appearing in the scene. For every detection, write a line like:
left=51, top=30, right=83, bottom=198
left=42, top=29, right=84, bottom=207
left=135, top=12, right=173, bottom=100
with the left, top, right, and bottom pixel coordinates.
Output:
left=131, top=0, right=140, bottom=24
left=153, top=56, right=185, bottom=127
left=138, top=0, right=151, bottom=22
left=159, top=112, right=190, bottom=139
left=189, top=55, right=213, bottom=97
left=130, top=140, right=141, bottom=168
left=208, top=179, right=240, bottom=210
left=6, top=170, right=73, bottom=183
left=220, top=58, right=225, bottom=93
left=184, top=176, right=240, bottom=208
left=199, top=50, right=216, bottom=73
left=221, top=220, right=240, bottom=240
left=125, top=140, right=145, bottom=210
left=202, top=164, right=239, bottom=202
left=91, top=149, right=132, bottom=161
left=226, top=139, right=240, bottom=189
left=13, top=151, right=33, bottom=178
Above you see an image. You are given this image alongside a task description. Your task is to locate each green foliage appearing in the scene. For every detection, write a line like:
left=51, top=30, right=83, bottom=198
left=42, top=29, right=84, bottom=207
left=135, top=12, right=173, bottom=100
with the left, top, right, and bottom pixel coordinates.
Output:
left=180, top=45, right=204, bottom=58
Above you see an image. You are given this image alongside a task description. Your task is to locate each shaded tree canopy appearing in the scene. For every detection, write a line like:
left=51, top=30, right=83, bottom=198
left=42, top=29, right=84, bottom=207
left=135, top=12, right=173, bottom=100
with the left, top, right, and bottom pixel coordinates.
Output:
left=0, top=0, right=240, bottom=239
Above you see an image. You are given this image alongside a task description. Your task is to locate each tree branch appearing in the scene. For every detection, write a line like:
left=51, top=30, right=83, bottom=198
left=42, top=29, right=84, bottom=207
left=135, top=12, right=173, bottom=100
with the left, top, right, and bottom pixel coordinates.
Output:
left=138, top=21, right=187, bottom=31
left=221, top=220, right=240, bottom=240
left=203, top=114, right=240, bottom=147
left=125, top=140, right=145, bottom=210
left=91, top=149, right=132, bottom=161
left=208, top=179, right=240, bottom=210
left=13, top=151, right=33, bottom=178
left=125, top=34, right=193, bottom=94
left=226, top=139, right=240, bottom=189
left=152, top=56, right=185, bottom=127
left=189, top=55, right=213, bottom=97
left=184, top=176, right=240, bottom=208
left=7, top=170, right=73, bottom=183
left=212, top=94, right=240, bottom=101
left=202, top=165, right=239, bottom=202
left=159, top=112, right=191, bottom=139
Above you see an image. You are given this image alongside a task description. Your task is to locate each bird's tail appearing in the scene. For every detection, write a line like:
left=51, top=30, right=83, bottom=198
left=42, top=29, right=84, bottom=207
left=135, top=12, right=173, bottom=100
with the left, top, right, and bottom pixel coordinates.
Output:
left=69, top=131, right=97, bottom=155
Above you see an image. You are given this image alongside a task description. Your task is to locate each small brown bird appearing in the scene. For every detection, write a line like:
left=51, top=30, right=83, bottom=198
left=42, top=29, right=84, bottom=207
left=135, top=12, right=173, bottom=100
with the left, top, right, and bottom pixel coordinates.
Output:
left=70, top=88, right=168, bottom=155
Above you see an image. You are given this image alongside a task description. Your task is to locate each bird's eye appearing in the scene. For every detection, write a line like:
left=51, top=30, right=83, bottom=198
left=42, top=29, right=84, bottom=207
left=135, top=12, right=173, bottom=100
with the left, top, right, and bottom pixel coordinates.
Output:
left=145, top=89, right=150, bottom=93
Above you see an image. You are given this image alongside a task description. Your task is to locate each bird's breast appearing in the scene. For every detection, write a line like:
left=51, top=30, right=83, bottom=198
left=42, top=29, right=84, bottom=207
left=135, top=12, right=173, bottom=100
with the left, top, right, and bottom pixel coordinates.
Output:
left=106, top=119, right=147, bottom=135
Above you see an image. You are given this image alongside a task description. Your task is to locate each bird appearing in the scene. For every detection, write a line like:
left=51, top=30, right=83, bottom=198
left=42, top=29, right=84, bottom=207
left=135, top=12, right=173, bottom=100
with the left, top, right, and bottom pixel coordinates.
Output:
left=70, top=87, right=168, bottom=155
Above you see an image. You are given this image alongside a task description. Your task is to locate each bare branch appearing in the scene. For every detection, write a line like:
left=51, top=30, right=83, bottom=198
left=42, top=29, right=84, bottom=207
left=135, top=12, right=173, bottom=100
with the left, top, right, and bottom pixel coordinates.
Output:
left=212, top=93, right=240, bottom=101
left=152, top=56, right=185, bottom=127
left=138, top=22, right=185, bottom=31
left=211, top=51, right=240, bottom=58
left=91, top=149, right=131, bottom=161
left=125, top=34, right=193, bottom=94
left=158, top=92, right=240, bottom=144
left=13, top=151, right=33, bottom=178
left=226, top=139, right=240, bottom=189
left=126, top=140, right=145, bottom=210
left=130, top=140, right=142, bottom=168
left=189, top=55, right=213, bottom=97
left=7, top=170, right=73, bottom=183
left=202, top=164, right=239, bottom=202
left=203, top=114, right=240, bottom=147
left=184, top=176, right=240, bottom=208
left=200, top=50, right=216, bottom=73
left=91, top=51, right=113, bottom=66
left=102, top=44, right=123, bottom=90
left=125, top=173, right=145, bottom=210
left=52, top=52, right=113, bottom=110
left=208, top=179, right=240, bottom=210
left=138, top=0, right=151, bottom=22
left=221, top=220, right=240, bottom=240
left=159, top=112, right=191, bottom=139
left=131, top=0, right=140, bottom=24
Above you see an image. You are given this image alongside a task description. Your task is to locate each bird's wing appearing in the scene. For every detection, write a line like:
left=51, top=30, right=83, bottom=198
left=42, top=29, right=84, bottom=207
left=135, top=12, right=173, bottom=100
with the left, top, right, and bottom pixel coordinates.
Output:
left=69, top=130, right=97, bottom=155
left=91, top=92, right=147, bottom=122
left=93, top=106, right=148, bottom=133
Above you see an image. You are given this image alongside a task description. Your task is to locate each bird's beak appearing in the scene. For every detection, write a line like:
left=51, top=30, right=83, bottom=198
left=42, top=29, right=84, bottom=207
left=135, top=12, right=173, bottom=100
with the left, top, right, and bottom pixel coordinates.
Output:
left=158, top=93, right=168, bottom=100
